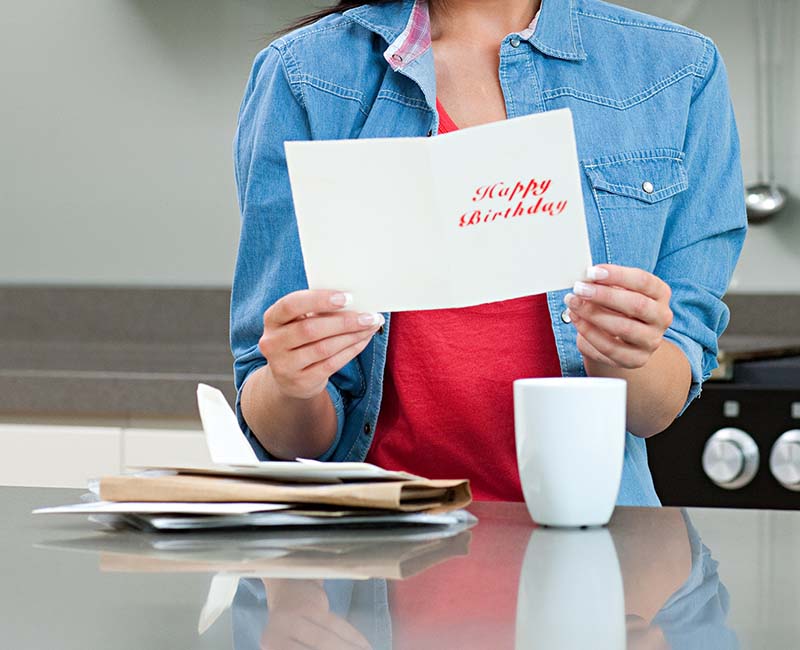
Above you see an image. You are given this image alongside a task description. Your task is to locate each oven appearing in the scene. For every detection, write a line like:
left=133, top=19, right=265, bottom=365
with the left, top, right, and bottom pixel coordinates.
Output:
left=647, top=354, right=800, bottom=509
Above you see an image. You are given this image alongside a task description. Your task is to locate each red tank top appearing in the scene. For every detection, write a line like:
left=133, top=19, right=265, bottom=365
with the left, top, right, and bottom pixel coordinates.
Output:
left=366, top=99, right=562, bottom=502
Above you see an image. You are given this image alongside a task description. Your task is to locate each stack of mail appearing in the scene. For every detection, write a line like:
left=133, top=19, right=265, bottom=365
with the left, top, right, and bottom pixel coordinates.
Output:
left=34, top=384, right=472, bottom=532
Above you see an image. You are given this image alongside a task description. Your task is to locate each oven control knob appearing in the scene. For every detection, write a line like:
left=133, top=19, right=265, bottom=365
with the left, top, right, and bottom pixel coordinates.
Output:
left=769, top=430, right=800, bottom=491
left=702, top=428, right=760, bottom=489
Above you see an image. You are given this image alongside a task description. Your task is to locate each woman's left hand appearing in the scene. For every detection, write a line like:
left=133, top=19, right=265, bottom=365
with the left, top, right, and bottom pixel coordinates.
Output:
left=564, top=264, right=673, bottom=371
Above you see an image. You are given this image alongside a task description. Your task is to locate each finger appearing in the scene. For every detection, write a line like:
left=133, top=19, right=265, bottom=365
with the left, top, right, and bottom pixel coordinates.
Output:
left=283, top=312, right=384, bottom=350
left=573, top=282, right=668, bottom=326
left=576, top=333, right=617, bottom=367
left=302, top=332, right=375, bottom=382
left=585, top=264, right=670, bottom=301
left=572, top=313, right=650, bottom=370
left=566, top=295, right=662, bottom=351
left=293, top=614, right=367, bottom=650
left=319, top=612, right=372, bottom=649
left=261, top=634, right=307, bottom=650
left=266, top=290, right=353, bottom=326
left=291, top=328, right=379, bottom=372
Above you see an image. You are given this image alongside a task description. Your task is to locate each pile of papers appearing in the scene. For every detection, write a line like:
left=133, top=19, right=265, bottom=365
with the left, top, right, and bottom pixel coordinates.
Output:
left=34, top=384, right=473, bottom=532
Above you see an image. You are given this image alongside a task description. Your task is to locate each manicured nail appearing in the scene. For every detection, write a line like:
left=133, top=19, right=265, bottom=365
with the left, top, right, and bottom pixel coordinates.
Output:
left=563, top=292, right=577, bottom=307
left=586, top=265, right=609, bottom=280
left=358, top=312, right=384, bottom=327
left=573, top=281, right=596, bottom=298
left=330, top=292, right=353, bottom=307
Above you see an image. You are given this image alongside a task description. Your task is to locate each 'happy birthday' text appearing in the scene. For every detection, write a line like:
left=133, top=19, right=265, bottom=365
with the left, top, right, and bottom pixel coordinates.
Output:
left=458, top=177, right=568, bottom=228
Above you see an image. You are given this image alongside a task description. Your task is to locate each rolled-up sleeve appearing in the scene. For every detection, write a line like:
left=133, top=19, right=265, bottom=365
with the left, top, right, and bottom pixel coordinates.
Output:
left=656, top=40, right=747, bottom=414
left=230, top=45, right=346, bottom=459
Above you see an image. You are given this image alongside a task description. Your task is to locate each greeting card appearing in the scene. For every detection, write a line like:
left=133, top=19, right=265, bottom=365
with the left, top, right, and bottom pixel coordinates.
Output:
left=285, top=108, right=591, bottom=313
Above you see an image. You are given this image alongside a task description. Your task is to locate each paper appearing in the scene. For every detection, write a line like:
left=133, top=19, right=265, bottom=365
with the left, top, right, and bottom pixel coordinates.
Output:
left=196, top=383, right=260, bottom=465
left=198, top=574, right=240, bottom=635
left=193, top=384, right=420, bottom=482
left=98, top=473, right=472, bottom=513
left=285, top=107, right=592, bottom=313
left=122, top=509, right=475, bottom=532
left=32, top=501, right=290, bottom=516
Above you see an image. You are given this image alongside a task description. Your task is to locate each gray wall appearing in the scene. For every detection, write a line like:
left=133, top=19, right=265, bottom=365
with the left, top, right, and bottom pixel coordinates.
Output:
left=0, top=0, right=315, bottom=287
left=1, top=0, right=798, bottom=291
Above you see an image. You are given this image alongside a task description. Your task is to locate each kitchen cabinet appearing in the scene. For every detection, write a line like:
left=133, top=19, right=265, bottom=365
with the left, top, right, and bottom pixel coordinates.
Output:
left=0, top=424, right=122, bottom=488
left=0, top=422, right=213, bottom=488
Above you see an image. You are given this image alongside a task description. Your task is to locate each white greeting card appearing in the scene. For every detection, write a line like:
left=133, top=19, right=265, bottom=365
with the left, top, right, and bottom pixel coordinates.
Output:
left=285, top=108, right=591, bottom=313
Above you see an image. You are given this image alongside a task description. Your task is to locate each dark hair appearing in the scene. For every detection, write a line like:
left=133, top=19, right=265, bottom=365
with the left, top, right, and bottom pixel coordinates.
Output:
left=277, top=1, right=400, bottom=37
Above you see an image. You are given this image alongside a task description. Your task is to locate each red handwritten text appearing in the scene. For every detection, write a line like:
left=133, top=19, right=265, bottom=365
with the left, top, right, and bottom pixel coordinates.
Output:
left=472, top=178, right=552, bottom=203
left=458, top=176, right=568, bottom=228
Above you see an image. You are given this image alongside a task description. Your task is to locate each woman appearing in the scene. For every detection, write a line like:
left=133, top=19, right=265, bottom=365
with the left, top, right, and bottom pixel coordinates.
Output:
left=230, top=0, right=746, bottom=505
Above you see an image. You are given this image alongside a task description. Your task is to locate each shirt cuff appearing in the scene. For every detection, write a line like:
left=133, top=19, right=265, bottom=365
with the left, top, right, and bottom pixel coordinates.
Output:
left=234, top=366, right=347, bottom=462
left=663, top=327, right=707, bottom=416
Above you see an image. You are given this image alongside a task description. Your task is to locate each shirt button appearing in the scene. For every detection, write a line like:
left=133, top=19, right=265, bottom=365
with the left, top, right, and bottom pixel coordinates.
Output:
left=391, top=53, right=403, bottom=64
left=510, top=37, right=521, bottom=48
left=561, top=309, right=572, bottom=324
left=363, top=422, right=372, bottom=435
left=642, top=181, right=655, bottom=194
left=378, top=325, right=385, bottom=335
left=427, top=129, right=433, bottom=137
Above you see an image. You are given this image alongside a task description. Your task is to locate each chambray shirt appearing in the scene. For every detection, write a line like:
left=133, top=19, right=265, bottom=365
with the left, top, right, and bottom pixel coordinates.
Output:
left=230, top=0, right=747, bottom=507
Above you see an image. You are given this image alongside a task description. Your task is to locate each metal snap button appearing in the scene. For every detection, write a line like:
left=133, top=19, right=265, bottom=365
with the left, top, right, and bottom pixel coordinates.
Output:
left=363, top=422, right=372, bottom=435
left=560, top=309, right=572, bottom=324
left=391, top=53, right=403, bottom=64
left=642, top=181, right=655, bottom=194
left=378, top=325, right=385, bottom=335
left=510, top=37, right=521, bottom=48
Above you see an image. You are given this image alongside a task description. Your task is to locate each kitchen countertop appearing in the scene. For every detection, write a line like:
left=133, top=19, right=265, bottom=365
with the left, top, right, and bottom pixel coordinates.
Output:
left=4, top=487, right=799, bottom=649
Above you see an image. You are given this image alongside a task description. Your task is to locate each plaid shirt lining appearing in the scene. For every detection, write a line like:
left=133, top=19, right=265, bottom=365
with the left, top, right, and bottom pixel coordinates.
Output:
left=384, top=0, right=540, bottom=71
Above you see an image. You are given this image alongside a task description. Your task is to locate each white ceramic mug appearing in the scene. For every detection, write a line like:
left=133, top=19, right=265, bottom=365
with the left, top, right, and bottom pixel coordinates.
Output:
left=513, top=377, right=626, bottom=527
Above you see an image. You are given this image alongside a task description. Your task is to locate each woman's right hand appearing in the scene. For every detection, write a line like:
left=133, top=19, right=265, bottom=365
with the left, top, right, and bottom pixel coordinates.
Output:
left=259, top=290, right=384, bottom=400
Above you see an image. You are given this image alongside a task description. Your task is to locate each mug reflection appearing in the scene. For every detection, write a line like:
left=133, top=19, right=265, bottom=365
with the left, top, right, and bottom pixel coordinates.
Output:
left=515, top=509, right=738, bottom=650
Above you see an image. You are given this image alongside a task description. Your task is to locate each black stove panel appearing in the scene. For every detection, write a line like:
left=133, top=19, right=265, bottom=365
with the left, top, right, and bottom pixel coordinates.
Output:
left=647, top=384, right=800, bottom=509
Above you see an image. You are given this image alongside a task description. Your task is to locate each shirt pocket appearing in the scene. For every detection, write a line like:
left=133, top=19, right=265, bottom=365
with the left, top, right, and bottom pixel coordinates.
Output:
left=582, top=149, right=688, bottom=271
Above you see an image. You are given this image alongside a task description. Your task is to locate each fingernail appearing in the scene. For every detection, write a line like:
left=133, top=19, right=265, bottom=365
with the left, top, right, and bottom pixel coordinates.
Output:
left=563, top=292, right=578, bottom=307
left=573, top=281, right=596, bottom=298
left=358, top=312, right=384, bottom=327
left=330, top=292, right=353, bottom=307
left=586, top=265, right=609, bottom=280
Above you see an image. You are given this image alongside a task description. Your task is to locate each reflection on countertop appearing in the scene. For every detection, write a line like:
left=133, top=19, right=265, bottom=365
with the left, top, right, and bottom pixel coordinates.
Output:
left=20, top=492, right=746, bottom=650
left=230, top=506, right=736, bottom=650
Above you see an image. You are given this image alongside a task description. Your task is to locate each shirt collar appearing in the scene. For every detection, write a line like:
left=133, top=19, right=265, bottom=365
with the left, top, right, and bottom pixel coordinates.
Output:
left=345, top=0, right=586, bottom=70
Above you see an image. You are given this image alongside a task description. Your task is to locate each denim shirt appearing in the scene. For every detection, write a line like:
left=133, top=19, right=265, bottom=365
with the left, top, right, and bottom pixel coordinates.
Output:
left=230, top=0, right=747, bottom=507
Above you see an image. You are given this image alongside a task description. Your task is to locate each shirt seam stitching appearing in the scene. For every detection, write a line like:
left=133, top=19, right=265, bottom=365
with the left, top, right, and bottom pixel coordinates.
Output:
left=584, top=152, right=685, bottom=168
left=691, top=38, right=716, bottom=100
left=542, top=63, right=698, bottom=109
left=271, top=44, right=308, bottom=111
left=294, top=77, right=370, bottom=117
left=575, top=9, right=707, bottom=40
left=376, top=89, right=430, bottom=110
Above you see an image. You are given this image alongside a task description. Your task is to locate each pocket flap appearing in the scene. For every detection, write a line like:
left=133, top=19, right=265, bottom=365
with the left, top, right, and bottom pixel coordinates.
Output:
left=583, top=150, right=688, bottom=204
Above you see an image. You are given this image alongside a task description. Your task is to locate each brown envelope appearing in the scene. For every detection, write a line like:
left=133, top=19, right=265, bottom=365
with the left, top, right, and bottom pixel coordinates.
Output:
left=99, top=474, right=472, bottom=513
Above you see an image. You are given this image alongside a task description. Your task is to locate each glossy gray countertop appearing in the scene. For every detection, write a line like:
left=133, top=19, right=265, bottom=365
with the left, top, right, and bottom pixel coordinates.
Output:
left=3, top=488, right=800, bottom=649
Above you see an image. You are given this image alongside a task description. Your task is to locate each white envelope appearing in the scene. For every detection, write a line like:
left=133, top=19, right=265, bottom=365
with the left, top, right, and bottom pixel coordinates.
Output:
left=187, top=384, right=418, bottom=482
left=285, top=107, right=592, bottom=313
